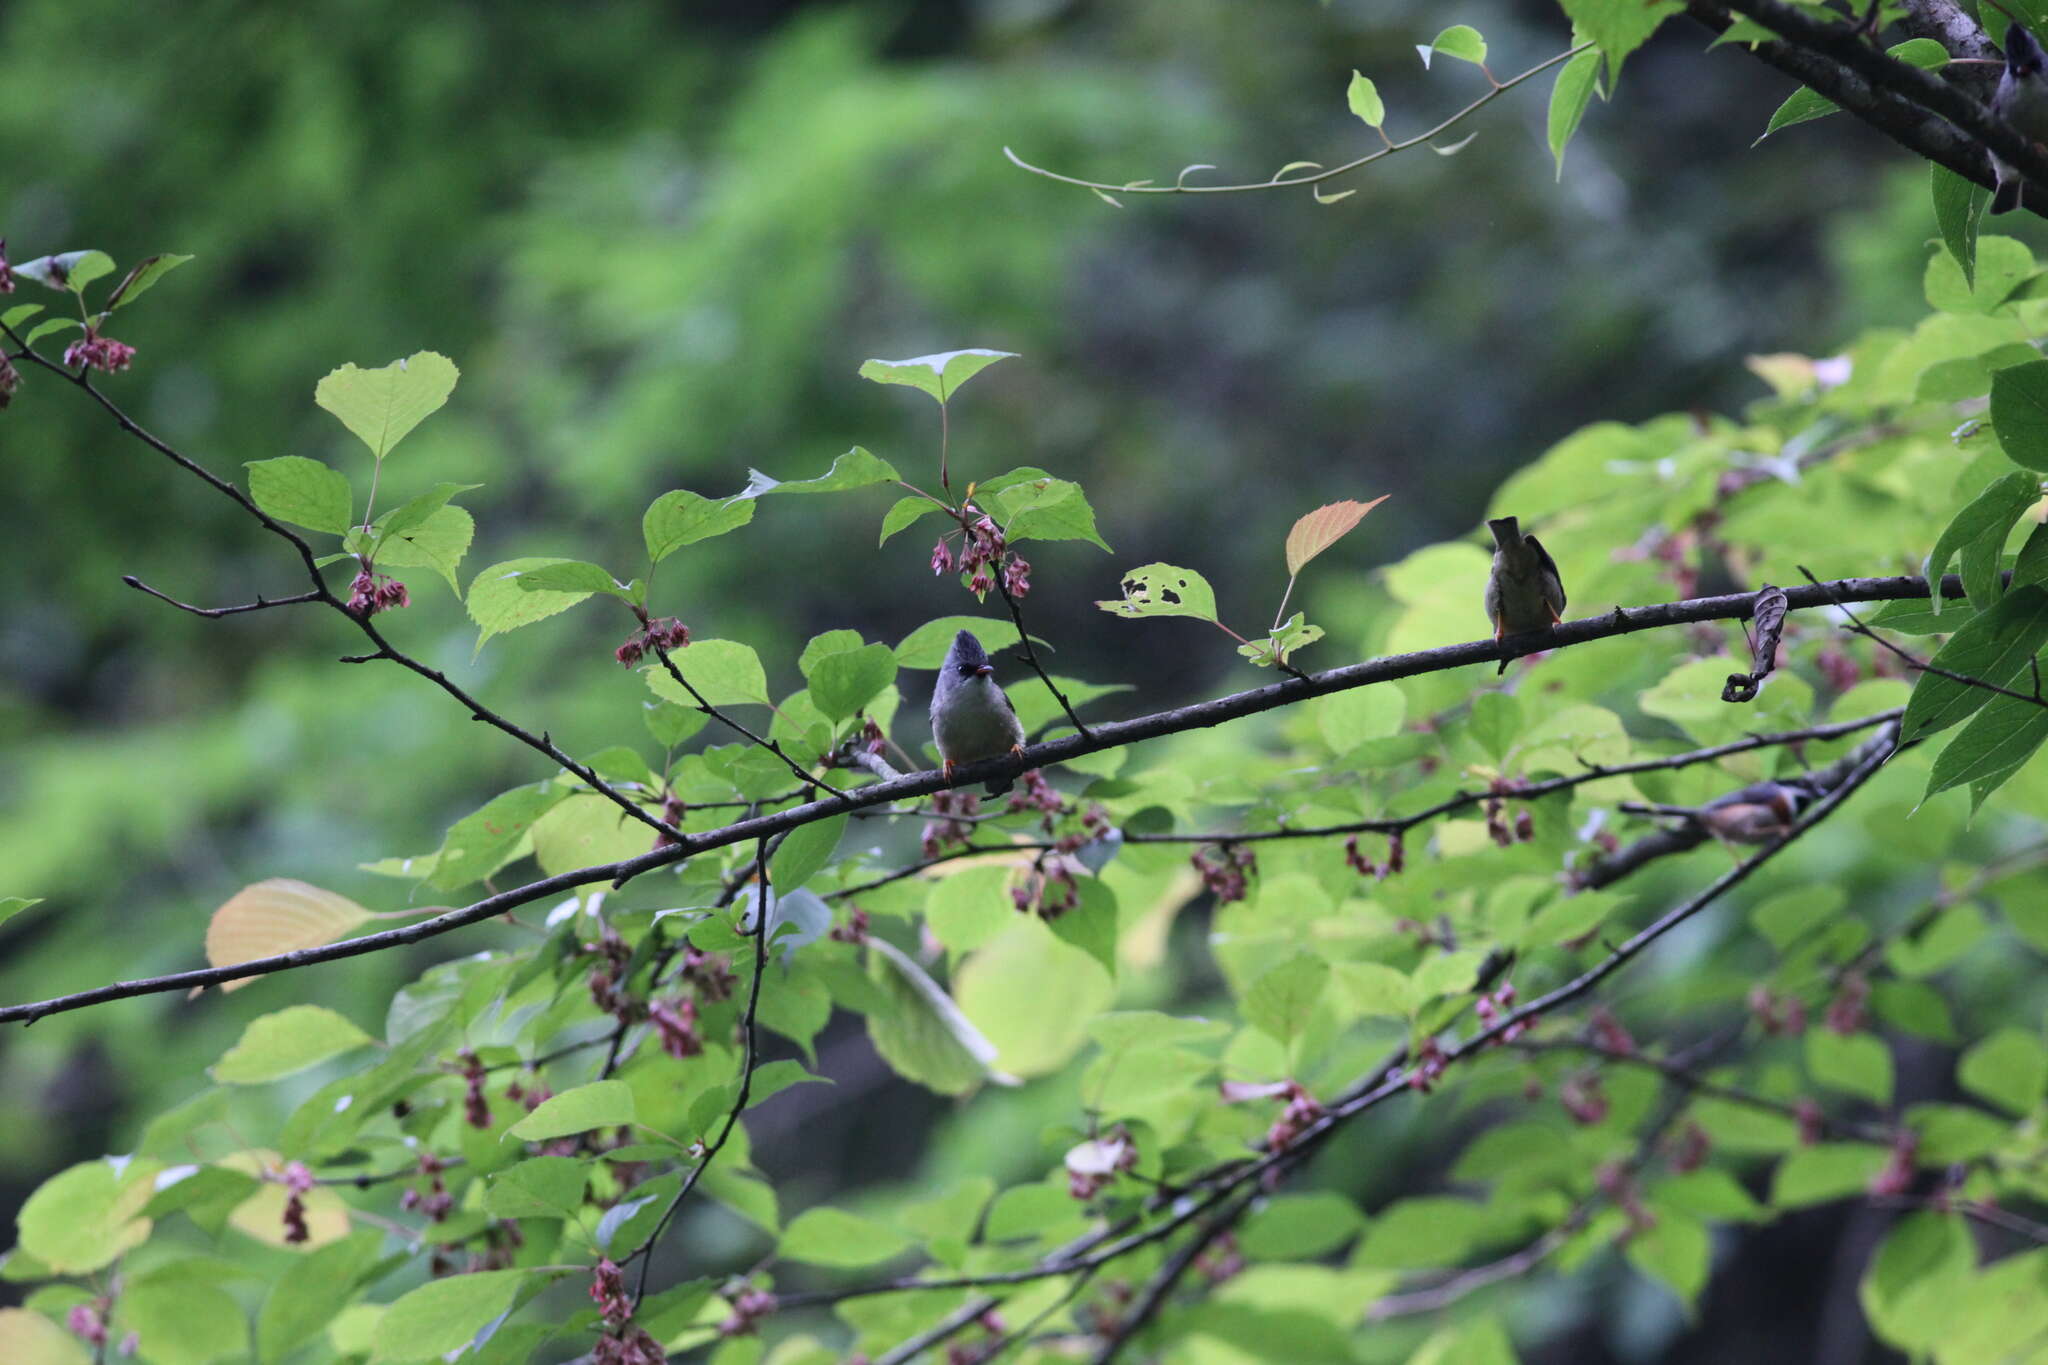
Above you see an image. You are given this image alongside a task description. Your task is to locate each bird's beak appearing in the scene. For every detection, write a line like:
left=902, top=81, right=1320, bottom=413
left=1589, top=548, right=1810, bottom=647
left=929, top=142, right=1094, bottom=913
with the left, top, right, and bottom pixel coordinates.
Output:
left=973, top=664, right=994, bottom=677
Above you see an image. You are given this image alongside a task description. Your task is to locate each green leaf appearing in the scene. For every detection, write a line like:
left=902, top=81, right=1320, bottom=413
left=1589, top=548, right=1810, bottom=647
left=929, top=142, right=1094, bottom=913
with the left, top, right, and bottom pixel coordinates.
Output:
left=369, top=1270, right=533, bottom=1363
left=481, top=1156, right=588, bottom=1221
left=1548, top=48, right=1603, bottom=177
left=993, top=477, right=1112, bottom=551
left=1468, top=691, right=1522, bottom=762
left=0, top=896, right=45, bottom=930
left=1861, top=1211, right=1973, bottom=1355
left=314, top=351, right=458, bottom=461
left=1627, top=1211, right=1710, bottom=1308
left=1992, top=359, right=2048, bottom=472
left=1096, top=563, right=1219, bottom=621
left=1, top=303, right=43, bottom=329
left=256, top=1231, right=382, bottom=1364
left=925, top=867, right=1015, bottom=957
left=806, top=642, right=898, bottom=722
left=644, top=638, right=771, bottom=708
left=506, top=1080, right=636, bottom=1141
left=1237, top=1191, right=1365, bottom=1260
left=1924, top=692, right=2048, bottom=804
left=1926, top=471, right=2035, bottom=608
left=377, top=481, right=478, bottom=543
left=769, top=814, right=847, bottom=892
left=16, top=249, right=115, bottom=293
left=211, top=1005, right=374, bottom=1084
left=246, top=456, right=352, bottom=535
left=857, top=349, right=1016, bottom=404
left=879, top=495, right=946, bottom=545
left=1314, top=686, right=1406, bottom=754
left=738, top=445, right=901, bottom=498
left=23, top=317, right=80, bottom=346
left=864, top=939, right=1018, bottom=1095
left=1805, top=1029, right=1894, bottom=1105
left=1522, top=889, right=1628, bottom=947
left=120, top=1278, right=247, bottom=1365
left=643, top=489, right=755, bottom=562
left=1773, top=1144, right=1889, bottom=1208
left=895, top=616, right=1026, bottom=668
left=105, top=252, right=194, bottom=310
left=373, top=504, right=473, bottom=595
left=17, top=1158, right=160, bottom=1273
left=1898, top=585, right=2048, bottom=744
left=1332, top=961, right=1413, bottom=1018
left=779, top=1207, right=915, bottom=1267
left=1419, top=25, right=1487, bottom=68
left=1242, top=953, right=1330, bottom=1047
left=1959, top=1028, right=2048, bottom=1114
left=510, top=559, right=626, bottom=596
left=1869, top=599, right=1977, bottom=635
left=1352, top=1197, right=1485, bottom=1269
left=1346, top=70, right=1385, bottom=128
left=1559, top=0, right=1681, bottom=77
left=467, top=557, right=597, bottom=648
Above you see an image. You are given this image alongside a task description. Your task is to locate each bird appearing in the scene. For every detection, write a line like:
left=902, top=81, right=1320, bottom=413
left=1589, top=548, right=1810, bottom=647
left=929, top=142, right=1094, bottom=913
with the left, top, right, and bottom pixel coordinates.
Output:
left=1992, top=20, right=2048, bottom=215
left=1693, top=778, right=1821, bottom=845
left=1483, top=515, right=1566, bottom=675
left=1625, top=777, right=1821, bottom=847
left=930, top=629, right=1026, bottom=797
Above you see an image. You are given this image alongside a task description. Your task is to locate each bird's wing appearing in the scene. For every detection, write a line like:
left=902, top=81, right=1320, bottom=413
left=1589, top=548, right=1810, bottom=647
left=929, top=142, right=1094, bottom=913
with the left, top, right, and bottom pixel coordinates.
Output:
left=1525, top=535, right=1567, bottom=614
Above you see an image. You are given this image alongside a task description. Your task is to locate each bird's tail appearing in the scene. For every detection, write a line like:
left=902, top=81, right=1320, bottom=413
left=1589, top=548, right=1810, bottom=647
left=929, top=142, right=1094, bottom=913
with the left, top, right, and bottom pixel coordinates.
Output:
left=984, top=778, right=1014, bottom=798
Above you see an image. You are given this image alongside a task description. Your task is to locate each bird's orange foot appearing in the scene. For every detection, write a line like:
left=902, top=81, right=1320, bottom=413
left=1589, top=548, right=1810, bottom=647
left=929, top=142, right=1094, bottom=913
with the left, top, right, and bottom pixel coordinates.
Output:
left=942, top=759, right=958, bottom=781
left=1009, top=745, right=1026, bottom=758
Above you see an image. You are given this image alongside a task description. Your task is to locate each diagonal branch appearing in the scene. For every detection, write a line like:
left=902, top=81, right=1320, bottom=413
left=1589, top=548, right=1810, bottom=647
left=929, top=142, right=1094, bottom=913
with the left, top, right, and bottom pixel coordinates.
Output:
left=992, top=570, right=1092, bottom=740
left=0, top=579, right=1955, bottom=1024
left=121, top=576, right=323, bottom=618
left=646, top=640, right=848, bottom=799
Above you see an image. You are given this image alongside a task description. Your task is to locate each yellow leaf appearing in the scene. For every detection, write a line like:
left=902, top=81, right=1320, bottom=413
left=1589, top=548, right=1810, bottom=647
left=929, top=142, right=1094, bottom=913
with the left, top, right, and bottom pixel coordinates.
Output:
left=0, top=1308, right=90, bottom=1365
left=1284, top=496, right=1390, bottom=577
left=204, top=879, right=373, bottom=992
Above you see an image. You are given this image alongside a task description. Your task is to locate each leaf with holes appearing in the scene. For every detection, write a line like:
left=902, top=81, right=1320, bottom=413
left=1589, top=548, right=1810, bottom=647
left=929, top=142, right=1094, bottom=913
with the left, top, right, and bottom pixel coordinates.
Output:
left=1096, top=564, right=1219, bottom=621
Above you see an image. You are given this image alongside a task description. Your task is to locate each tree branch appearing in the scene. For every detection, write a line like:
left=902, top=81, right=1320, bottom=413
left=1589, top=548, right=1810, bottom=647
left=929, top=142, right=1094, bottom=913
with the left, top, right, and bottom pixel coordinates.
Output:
left=0, top=578, right=1953, bottom=1024
left=121, top=576, right=323, bottom=618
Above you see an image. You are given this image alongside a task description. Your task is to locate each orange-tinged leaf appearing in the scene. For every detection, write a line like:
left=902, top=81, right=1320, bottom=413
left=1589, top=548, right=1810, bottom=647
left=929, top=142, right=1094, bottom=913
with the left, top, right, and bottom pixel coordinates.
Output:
left=205, top=879, right=374, bottom=992
left=1285, top=496, right=1389, bottom=577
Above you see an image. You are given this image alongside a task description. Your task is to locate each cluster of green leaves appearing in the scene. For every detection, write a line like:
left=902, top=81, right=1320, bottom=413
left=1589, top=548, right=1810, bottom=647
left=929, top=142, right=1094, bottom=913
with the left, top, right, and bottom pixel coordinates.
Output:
left=13, top=210, right=2048, bottom=1364
left=2, top=248, right=191, bottom=351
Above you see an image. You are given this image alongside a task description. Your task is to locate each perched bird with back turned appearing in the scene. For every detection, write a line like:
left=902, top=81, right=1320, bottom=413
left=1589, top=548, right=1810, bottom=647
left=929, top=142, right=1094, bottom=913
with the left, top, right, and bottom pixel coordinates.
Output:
left=1993, top=21, right=2048, bottom=215
left=931, top=629, right=1026, bottom=796
left=1624, top=776, right=1821, bottom=848
left=1483, top=516, right=1566, bottom=675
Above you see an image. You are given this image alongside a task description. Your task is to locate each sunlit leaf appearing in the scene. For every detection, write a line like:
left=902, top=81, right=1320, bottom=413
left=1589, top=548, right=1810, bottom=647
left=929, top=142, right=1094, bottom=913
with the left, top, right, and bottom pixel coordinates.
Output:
left=1096, top=563, right=1219, bottom=621
left=204, top=880, right=375, bottom=991
left=313, top=351, right=458, bottom=461
left=857, top=349, right=1017, bottom=404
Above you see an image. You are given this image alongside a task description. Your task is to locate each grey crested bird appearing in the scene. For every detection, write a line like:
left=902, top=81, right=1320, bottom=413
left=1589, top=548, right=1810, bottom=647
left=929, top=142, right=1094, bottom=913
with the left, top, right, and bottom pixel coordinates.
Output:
left=930, top=629, right=1026, bottom=797
left=1693, top=777, right=1821, bottom=846
left=1483, top=515, right=1567, bottom=675
left=1993, top=21, right=2048, bottom=215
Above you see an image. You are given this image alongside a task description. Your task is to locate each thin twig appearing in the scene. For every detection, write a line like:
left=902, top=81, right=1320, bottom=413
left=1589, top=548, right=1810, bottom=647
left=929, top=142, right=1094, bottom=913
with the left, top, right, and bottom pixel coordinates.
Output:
left=121, top=576, right=323, bottom=618
left=647, top=640, right=847, bottom=799
left=1004, top=44, right=1591, bottom=197
left=1798, top=566, right=2048, bottom=716
left=991, top=570, right=1092, bottom=740
left=629, top=836, right=771, bottom=1307
left=1088, top=1190, right=1255, bottom=1364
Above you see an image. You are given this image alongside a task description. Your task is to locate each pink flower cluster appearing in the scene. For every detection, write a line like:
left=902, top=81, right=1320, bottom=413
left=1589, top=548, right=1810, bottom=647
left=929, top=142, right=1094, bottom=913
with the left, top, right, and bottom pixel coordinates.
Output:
left=458, top=1048, right=492, bottom=1129
left=718, top=1284, right=777, bottom=1338
left=279, top=1160, right=316, bottom=1243
left=1473, top=983, right=1529, bottom=1045
left=1749, top=984, right=1808, bottom=1036
left=1483, top=779, right=1534, bottom=847
left=829, top=905, right=872, bottom=944
left=931, top=507, right=1032, bottom=600
left=589, top=1258, right=665, bottom=1365
left=63, top=327, right=136, bottom=374
left=1191, top=842, right=1257, bottom=903
left=615, top=616, right=690, bottom=666
left=1344, top=830, right=1405, bottom=879
left=921, top=788, right=981, bottom=859
left=346, top=569, right=409, bottom=617
left=649, top=996, right=702, bottom=1059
